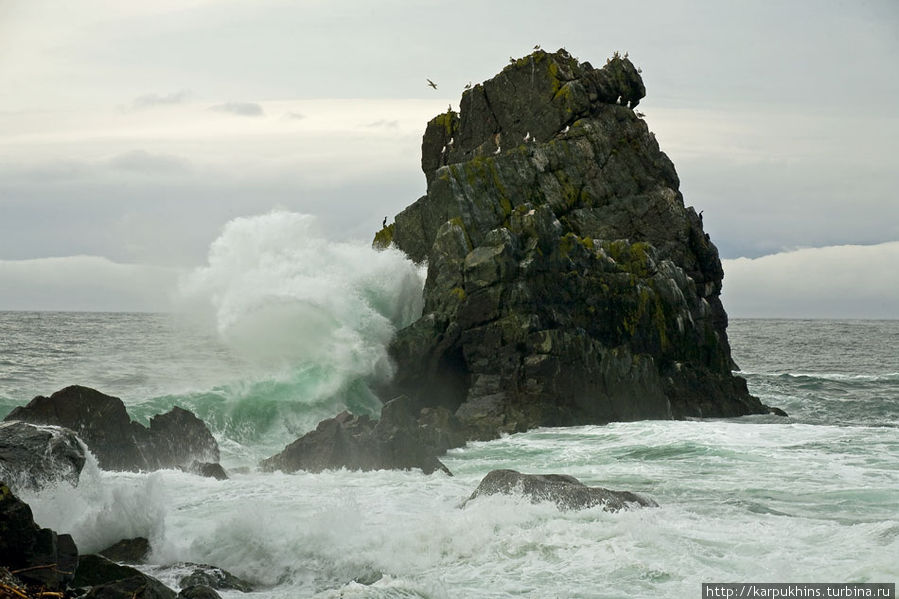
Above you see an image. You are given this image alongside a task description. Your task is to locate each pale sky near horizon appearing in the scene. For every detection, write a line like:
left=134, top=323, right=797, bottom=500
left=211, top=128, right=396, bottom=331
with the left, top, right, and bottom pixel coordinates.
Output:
left=0, top=0, right=897, bottom=317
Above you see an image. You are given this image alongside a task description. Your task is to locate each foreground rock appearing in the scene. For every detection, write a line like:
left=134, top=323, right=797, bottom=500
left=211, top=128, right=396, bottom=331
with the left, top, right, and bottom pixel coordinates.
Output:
left=375, top=49, right=783, bottom=441
left=261, top=396, right=458, bottom=475
left=466, top=469, right=657, bottom=511
left=0, top=481, right=78, bottom=590
left=4, top=386, right=219, bottom=472
left=0, top=421, right=86, bottom=492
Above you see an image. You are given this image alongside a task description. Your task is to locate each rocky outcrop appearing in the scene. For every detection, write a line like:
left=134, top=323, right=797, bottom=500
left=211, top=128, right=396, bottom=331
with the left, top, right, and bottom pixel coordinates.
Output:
left=0, top=481, right=78, bottom=590
left=261, top=396, right=458, bottom=475
left=465, top=469, right=657, bottom=511
left=375, top=49, right=781, bottom=442
left=4, top=386, right=219, bottom=472
left=178, top=586, right=222, bottom=599
left=0, top=421, right=86, bottom=492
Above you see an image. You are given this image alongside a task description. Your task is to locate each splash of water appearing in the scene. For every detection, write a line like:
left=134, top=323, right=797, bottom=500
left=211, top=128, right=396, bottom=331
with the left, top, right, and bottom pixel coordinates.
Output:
left=177, top=211, right=425, bottom=450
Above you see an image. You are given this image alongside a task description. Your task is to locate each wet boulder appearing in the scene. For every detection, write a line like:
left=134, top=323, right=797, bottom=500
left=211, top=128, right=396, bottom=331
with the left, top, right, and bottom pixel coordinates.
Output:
left=0, top=421, right=86, bottom=491
left=99, top=537, right=150, bottom=564
left=466, top=469, right=657, bottom=511
left=178, top=564, right=254, bottom=593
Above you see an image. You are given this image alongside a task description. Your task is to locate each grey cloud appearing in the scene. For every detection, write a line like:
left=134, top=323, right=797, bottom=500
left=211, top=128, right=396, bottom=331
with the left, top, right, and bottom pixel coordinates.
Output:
left=282, top=111, right=306, bottom=120
left=365, top=119, right=399, bottom=129
left=108, top=150, right=191, bottom=174
left=131, top=90, right=190, bottom=110
left=209, top=102, right=264, bottom=116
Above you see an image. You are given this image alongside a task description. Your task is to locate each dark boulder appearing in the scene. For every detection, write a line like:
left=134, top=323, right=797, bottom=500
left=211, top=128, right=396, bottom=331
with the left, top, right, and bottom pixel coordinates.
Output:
left=178, top=586, right=222, bottom=599
left=260, top=396, right=456, bottom=475
left=465, top=469, right=657, bottom=511
left=0, top=421, right=86, bottom=492
left=5, top=386, right=220, bottom=472
left=178, top=564, right=253, bottom=593
left=0, top=481, right=78, bottom=590
left=184, top=461, right=228, bottom=481
left=82, top=575, right=177, bottom=599
left=74, top=554, right=144, bottom=587
left=375, top=49, right=783, bottom=443
left=99, top=537, right=150, bottom=564
left=75, top=555, right=176, bottom=599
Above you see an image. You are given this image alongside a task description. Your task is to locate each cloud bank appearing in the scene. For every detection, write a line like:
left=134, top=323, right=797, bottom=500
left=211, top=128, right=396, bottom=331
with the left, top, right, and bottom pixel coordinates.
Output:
left=0, top=256, right=181, bottom=313
left=722, top=242, right=899, bottom=319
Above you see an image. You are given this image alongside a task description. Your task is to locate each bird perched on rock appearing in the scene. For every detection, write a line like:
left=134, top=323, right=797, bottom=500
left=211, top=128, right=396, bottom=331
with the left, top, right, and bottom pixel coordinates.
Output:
left=523, top=131, right=531, bottom=142
left=533, top=44, right=541, bottom=50
left=382, top=216, right=387, bottom=227
left=494, top=146, right=501, bottom=154
left=464, top=82, right=472, bottom=90
left=427, top=78, right=437, bottom=90
left=509, top=57, right=515, bottom=63
left=562, top=125, right=570, bottom=133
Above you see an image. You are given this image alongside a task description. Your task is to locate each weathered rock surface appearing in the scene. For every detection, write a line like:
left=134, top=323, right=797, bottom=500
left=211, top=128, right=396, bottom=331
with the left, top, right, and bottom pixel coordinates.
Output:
left=0, top=421, right=86, bottom=492
left=178, top=564, right=253, bottom=593
left=184, top=461, right=228, bottom=481
left=0, top=481, right=78, bottom=590
left=99, top=537, right=150, bottom=564
left=466, top=469, right=657, bottom=511
left=261, top=396, right=457, bottom=475
left=375, top=49, right=782, bottom=442
left=4, top=386, right=219, bottom=472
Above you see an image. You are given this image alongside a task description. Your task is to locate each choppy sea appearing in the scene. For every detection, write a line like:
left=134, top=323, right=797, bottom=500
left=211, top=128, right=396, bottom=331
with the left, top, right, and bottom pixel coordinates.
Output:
left=0, top=214, right=896, bottom=598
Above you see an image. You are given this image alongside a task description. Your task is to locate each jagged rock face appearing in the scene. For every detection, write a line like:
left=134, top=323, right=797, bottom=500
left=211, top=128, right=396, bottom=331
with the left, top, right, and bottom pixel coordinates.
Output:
left=378, top=50, right=775, bottom=440
left=0, top=421, right=86, bottom=492
left=5, top=386, right=219, bottom=472
left=465, top=469, right=657, bottom=512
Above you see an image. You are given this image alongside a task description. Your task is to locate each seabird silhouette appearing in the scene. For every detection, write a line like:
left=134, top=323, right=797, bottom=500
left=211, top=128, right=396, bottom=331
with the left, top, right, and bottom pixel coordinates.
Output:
left=533, top=44, right=541, bottom=50
left=382, top=217, right=387, bottom=227
left=426, top=79, right=437, bottom=90
left=464, top=82, right=472, bottom=90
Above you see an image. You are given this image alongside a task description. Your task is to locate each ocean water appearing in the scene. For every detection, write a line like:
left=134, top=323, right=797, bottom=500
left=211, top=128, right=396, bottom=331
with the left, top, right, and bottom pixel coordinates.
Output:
left=1, top=219, right=897, bottom=597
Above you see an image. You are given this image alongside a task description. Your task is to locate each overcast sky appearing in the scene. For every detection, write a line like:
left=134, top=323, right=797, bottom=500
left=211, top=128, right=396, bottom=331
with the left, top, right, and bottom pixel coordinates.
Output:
left=0, top=0, right=897, bottom=317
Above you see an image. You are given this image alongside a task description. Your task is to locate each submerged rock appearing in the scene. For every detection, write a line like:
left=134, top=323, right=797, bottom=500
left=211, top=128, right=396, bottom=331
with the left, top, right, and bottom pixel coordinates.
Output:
left=99, top=537, right=150, bottom=564
left=0, top=481, right=78, bottom=590
left=177, top=586, right=222, bottom=599
left=261, top=396, right=455, bottom=475
left=0, top=421, right=86, bottom=492
left=177, top=564, right=253, bottom=593
left=466, top=469, right=657, bottom=511
left=4, top=385, right=220, bottom=472
left=375, top=49, right=783, bottom=442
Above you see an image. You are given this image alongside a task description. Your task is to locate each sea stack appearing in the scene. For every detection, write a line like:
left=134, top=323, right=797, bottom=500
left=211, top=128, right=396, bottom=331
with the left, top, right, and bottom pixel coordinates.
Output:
left=374, top=49, right=780, bottom=442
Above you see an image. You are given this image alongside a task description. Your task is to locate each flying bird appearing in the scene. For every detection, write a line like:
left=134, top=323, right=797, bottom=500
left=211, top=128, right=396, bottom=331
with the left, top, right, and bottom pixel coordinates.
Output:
left=427, top=79, right=438, bottom=90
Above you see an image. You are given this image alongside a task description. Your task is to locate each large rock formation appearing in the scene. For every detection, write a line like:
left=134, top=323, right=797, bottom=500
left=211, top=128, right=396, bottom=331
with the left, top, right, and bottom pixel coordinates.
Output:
left=375, top=49, right=780, bottom=441
left=465, top=469, right=657, bottom=511
left=4, top=386, right=220, bottom=472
